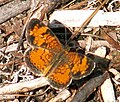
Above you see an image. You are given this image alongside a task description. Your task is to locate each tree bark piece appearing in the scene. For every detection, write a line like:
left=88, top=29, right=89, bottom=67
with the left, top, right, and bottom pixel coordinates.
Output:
left=0, top=0, right=13, bottom=6
left=0, top=0, right=31, bottom=24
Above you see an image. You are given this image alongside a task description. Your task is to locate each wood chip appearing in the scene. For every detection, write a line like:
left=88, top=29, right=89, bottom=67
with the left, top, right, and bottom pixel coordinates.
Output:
left=101, top=78, right=116, bottom=102
left=0, top=43, right=18, bottom=53
left=94, top=46, right=107, bottom=58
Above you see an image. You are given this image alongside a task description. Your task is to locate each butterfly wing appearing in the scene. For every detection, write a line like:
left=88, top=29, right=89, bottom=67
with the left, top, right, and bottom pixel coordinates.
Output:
left=25, top=18, right=65, bottom=75
left=47, top=56, right=72, bottom=89
left=67, top=52, right=95, bottom=79
left=26, top=18, right=63, bottom=53
left=25, top=47, right=57, bottom=75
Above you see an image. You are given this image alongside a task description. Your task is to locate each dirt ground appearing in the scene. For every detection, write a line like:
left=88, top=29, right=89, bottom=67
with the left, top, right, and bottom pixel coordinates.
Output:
left=0, top=0, right=120, bottom=102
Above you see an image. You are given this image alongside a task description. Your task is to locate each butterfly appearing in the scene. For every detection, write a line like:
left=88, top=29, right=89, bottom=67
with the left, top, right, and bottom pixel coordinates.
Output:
left=25, top=18, right=95, bottom=89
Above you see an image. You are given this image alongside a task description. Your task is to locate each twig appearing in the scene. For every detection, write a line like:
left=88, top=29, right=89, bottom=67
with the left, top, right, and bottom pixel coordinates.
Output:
left=0, top=77, right=49, bottom=95
left=71, top=72, right=109, bottom=102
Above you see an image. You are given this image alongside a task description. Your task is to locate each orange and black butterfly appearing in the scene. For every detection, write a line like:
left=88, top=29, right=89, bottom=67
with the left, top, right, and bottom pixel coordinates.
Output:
left=25, top=18, right=95, bottom=89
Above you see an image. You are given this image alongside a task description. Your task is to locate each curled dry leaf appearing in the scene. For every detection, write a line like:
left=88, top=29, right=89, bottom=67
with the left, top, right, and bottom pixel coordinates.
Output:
left=100, top=27, right=120, bottom=51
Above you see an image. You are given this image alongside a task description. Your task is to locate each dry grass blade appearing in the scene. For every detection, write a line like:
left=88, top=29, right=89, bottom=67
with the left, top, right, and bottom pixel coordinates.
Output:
left=70, top=0, right=109, bottom=39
